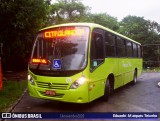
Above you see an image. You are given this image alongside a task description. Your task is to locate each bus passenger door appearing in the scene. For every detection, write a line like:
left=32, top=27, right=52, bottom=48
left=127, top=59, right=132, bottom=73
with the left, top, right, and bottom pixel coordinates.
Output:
left=89, top=28, right=106, bottom=102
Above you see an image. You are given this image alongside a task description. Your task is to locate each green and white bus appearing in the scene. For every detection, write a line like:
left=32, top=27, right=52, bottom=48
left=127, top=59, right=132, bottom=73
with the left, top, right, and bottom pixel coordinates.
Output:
left=28, top=23, right=142, bottom=103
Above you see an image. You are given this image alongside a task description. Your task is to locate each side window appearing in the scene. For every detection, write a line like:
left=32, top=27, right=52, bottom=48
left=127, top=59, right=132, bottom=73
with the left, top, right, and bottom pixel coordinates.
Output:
left=133, top=43, right=137, bottom=57
left=126, top=41, right=133, bottom=57
left=90, top=29, right=105, bottom=71
left=116, top=37, right=126, bottom=57
left=105, top=32, right=116, bottom=57
left=33, top=38, right=43, bottom=58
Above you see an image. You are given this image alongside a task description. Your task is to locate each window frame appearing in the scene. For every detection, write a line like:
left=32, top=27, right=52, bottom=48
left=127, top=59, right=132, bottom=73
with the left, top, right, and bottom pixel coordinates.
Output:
left=116, top=36, right=126, bottom=57
left=105, top=32, right=116, bottom=57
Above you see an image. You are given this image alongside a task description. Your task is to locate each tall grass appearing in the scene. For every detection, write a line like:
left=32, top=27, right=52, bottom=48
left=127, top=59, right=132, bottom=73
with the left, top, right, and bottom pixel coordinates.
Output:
left=0, top=80, right=27, bottom=112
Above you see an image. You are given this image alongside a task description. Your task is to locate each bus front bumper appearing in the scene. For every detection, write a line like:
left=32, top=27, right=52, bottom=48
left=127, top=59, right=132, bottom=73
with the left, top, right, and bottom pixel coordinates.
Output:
left=28, top=83, right=89, bottom=103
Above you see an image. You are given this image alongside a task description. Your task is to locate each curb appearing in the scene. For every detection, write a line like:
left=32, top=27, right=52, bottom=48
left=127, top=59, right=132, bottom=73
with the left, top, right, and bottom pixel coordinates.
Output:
left=7, top=88, right=28, bottom=112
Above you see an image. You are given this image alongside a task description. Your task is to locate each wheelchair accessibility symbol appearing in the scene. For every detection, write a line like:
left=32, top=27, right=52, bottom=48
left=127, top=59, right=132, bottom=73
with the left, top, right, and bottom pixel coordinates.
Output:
left=53, top=59, right=61, bottom=69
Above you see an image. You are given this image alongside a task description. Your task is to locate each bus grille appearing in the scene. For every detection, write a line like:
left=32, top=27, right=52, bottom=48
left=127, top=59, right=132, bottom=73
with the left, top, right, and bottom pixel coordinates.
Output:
left=36, top=81, right=69, bottom=90
left=39, top=91, right=64, bottom=98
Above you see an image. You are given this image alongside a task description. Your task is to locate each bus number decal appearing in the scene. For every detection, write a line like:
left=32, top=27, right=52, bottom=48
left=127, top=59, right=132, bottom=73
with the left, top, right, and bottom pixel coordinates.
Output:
left=66, top=78, right=72, bottom=83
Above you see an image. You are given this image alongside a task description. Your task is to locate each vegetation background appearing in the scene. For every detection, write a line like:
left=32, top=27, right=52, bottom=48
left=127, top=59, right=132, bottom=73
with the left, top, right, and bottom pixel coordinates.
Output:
left=0, top=0, right=160, bottom=71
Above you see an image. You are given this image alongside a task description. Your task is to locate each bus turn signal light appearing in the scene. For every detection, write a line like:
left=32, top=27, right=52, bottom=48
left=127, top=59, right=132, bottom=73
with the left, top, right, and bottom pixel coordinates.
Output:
left=31, top=58, right=48, bottom=64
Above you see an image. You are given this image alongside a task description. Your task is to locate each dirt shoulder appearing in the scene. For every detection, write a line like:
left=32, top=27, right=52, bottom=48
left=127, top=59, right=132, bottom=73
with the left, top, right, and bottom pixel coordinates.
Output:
left=3, top=71, right=27, bottom=81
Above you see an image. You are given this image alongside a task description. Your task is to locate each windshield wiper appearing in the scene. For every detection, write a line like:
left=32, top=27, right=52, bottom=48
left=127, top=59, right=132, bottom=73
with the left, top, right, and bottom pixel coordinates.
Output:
left=79, top=53, right=86, bottom=68
left=36, top=62, right=41, bottom=70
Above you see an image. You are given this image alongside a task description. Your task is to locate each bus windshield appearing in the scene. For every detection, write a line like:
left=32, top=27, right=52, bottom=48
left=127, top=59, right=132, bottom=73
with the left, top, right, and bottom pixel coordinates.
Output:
left=29, top=26, right=89, bottom=71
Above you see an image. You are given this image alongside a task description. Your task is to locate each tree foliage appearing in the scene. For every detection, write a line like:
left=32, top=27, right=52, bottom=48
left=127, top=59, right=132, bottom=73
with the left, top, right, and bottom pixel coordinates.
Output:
left=87, top=13, right=119, bottom=31
left=0, top=0, right=50, bottom=71
left=118, top=15, right=160, bottom=67
left=48, top=1, right=119, bottom=30
left=1, top=0, right=160, bottom=71
left=48, top=0, right=89, bottom=24
left=119, top=15, right=160, bottom=44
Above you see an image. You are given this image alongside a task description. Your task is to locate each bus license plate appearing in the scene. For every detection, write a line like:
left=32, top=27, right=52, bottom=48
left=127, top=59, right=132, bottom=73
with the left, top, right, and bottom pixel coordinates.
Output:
left=45, top=90, right=56, bottom=96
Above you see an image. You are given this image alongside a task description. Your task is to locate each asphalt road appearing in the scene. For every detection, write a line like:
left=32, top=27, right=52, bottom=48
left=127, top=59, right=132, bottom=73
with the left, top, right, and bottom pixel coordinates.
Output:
left=4, top=73, right=160, bottom=121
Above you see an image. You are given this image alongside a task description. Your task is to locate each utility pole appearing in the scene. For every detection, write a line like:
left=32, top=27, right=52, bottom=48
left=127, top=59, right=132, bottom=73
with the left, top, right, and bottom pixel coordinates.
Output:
left=158, top=45, right=160, bottom=66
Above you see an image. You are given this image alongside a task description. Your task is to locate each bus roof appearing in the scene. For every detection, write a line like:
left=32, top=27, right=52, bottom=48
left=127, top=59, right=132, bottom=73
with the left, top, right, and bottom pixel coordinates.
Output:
left=40, top=23, right=141, bottom=45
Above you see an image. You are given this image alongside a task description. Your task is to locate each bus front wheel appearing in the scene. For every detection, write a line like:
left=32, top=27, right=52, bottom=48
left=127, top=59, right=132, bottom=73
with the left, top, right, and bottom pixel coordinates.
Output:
left=102, top=79, right=110, bottom=101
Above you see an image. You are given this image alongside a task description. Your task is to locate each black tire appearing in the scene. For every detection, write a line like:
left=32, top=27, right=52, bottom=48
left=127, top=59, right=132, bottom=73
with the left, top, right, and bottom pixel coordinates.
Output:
left=132, top=70, right=137, bottom=85
left=102, top=79, right=110, bottom=101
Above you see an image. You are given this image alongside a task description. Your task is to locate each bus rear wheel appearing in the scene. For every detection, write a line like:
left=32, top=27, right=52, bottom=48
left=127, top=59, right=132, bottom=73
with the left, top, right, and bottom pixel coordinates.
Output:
left=102, top=79, right=110, bottom=101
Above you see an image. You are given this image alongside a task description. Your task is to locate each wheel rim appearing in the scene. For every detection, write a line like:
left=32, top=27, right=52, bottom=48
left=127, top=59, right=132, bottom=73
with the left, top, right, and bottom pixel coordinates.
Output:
left=134, top=72, right=137, bottom=83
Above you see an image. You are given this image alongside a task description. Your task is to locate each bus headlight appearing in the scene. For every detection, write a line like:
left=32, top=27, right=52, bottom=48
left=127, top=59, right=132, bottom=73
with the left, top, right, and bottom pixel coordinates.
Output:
left=70, top=76, right=86, bottom=89
left=28, top=74, right=35, bottom=85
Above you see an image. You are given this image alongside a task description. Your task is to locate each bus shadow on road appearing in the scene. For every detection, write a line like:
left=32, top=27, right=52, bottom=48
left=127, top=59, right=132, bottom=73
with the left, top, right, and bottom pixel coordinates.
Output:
left=43, top=99, right=102, bottom=112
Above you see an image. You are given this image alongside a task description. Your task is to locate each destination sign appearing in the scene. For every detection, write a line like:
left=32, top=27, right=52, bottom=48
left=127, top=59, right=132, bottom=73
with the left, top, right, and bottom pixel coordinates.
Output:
left=44, top=28, right=85, bottom=38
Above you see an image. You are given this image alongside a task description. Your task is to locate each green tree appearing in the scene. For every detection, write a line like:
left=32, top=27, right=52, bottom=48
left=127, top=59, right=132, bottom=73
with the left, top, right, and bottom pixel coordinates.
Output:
left=119, top=15, right=160, bottom=67
left=87, top=13, right=119, bottom=31
left=118, top=16, right=149, bottom=44
left=0, top=0, right=50, bottom=71
left=48, top=0, right=119, bottom=30
left=49, top=0, right=90, bottom=24
left=119, top=15, right=160, bottom=44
